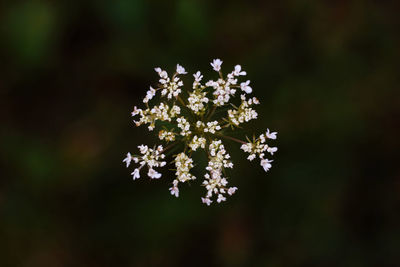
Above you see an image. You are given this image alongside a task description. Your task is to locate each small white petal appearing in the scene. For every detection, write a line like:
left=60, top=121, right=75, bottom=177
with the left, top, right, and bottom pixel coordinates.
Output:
left=228, top=187, right=238, bottom=195
left=148, top=168, right=162, bottom=179
left=131, top=168, right=140, bottom=180
left=240, top=80, right=252, bottom=94
left=176, top=64, right=187, bottom=74
left=266, top=129, right=278, bottom=140
left=267, top=147, right=278, bottom=155
left=193, top=71, right=203, bottom=82
left=201, top=197, right=212, bottom=206
left=123, top=152, right=132, bottom=167
left=169, top=186, right=179, bottom=197
left=211, top=59, right=223, bottom=72
left=260, top=159, right=273, bottom=172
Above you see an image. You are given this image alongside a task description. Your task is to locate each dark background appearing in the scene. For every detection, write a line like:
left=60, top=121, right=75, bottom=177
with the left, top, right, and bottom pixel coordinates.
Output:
left=1, top=1, right=399, bottom=266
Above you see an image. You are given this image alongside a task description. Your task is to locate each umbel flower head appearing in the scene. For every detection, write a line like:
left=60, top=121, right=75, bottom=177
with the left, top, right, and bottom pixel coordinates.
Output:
left=124, top=59, right=277, bottom=205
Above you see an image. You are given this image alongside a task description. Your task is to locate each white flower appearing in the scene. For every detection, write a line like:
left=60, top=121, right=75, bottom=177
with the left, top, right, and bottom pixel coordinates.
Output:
left=170, top=105, right=181, bottom=117
left=205, top=80, right=217, bottom=87
left=193, top=71, right=203, bottom=82
left=169, top=186, right=179, bottom=197
left=240, top=143, right=252, bottom=153
left=158, top=130, right=176, bottom=142
left=128, top=144, right=166, bottom=180
left=196, top=121, right=205, bottom=129
left=201, top=140, right=236, bottom=205
left=211, top=59, right=223, bottom=72
left=228, top=187, right=237, bottom=195
left=126, top=60, right=278, bottom=206
left=131, top=106, right=141, bottom=117
left=168, top=152, right=195, bottom=199
left=208, top=78, right=237, bottom=106
left=267, top=147, right=278, bottom=155
left=217, top=194, right=226, bottom=203
left=174, top=152, right=196, bottom=183
left=131, top=102, right=181, bottom=130
left=247, top=154, right=256, bottom=161
left=131, top=168, right=140, bottom=180
left=227, top=95, right=259, bottom=127
left=177, top=116, right=191, bottom=136
left=138, top=144, right=148, bottom=154
left=187, top=90, right=209, bottom=114
left=266, top=129, right=277, bottom=140
left=148, top=168, right=162, bottom=179
left=123, top=152, right=132, bottom=167
left=233, top=65, right=246, bottom=76
left=192, top=71, right=203, bottom=88
left=204, top=121, right=221, bottom=134
left=240, top=80, right=252, bottom=94
left=155, top=68, right=183, bottom=99
left=143, top=86, right=156, bottom=103
left=189, top=135, right=206, bottom=151
left=154, top=67, right=168, bottom=79
left=260, top=159, right=273, bottom=172
left=176, top=64, right=187, bottom=74
left=240, top=131, right=277, bottom=172
left=202, top=197, right=212, bottom=206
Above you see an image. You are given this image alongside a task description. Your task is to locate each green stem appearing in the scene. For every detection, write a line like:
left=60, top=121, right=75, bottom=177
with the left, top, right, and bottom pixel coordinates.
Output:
left=207, top=105, right=217, bottom=121
left=177, top=96, right=186, bottom=107
left=161, top=142, right=178, bottom=154
left=215, top=134, right=247, bottom=144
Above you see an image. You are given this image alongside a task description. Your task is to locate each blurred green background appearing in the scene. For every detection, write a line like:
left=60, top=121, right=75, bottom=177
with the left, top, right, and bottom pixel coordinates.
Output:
left=1, top=0, right=399, bottom=266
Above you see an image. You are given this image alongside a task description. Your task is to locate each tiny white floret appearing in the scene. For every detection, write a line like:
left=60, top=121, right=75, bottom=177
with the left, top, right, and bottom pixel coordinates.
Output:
left=266, top=129, right=277, bottom=140
left=148, top=168, right=162, bottom=179
left=176, top=64, right=187, bottom=74
left=260, top=159, right=273, bottom=172
left=131, top=168, right=140, bottom=180
left=123, top=152, right=132, bottom=167
left=211, top=59, right=223, bottom=72
left=240, top=80, right=252, bottom=94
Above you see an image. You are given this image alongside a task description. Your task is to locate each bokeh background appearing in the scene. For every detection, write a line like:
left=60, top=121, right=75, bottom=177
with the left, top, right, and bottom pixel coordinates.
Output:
left=1, top=1, right=399, bottom=266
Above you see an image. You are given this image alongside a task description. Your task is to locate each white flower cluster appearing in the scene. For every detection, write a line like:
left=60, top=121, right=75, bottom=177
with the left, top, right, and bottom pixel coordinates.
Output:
left=143, top=86, right=156, bottom=103
left=227, top=94, right=260, bottom=127
left=124, top=59, right=278, bottom=206
left=206, top=61, right=250, bottom=106
left=187, top=90, right=209, bottom=114
left=204, top=121, right=221, bottom=134
left=192, top=71, right=203, bottom=88
left=132, top=103, right=180, bottom=131
left=189, top=135, right=206, bottom=151
left=123, top=145, right=166, bottom=180
left=155, top=64, right=186, bottom=99
left=240, top=129, right=277, bottom=172
left=169, top=152, right=196, bottom=197
left=201, top=140, right=236, bottom=205
left=195, top=120, right=221, bottom=134
left=158, top=129, right=176, bottom=142
left=177, top=117, right=191, bottom=136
